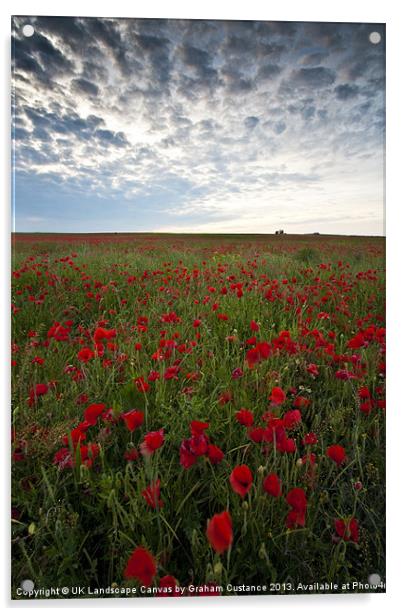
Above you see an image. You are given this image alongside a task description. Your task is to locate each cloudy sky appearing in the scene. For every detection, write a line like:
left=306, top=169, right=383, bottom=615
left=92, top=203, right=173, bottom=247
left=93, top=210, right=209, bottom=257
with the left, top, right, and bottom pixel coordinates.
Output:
left=12, top=16, right=385, bottom=235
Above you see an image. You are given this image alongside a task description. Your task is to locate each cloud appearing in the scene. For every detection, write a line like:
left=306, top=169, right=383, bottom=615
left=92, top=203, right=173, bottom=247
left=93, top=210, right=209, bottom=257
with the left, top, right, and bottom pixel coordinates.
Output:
left=257, top=63, right=282, bottom=79
left=244, top=116, right=259, bottom=130
left=71, top=78, right=99, bottom=97
left=11, top=17, right=385, bottom=234
left=335, top=83, right=360, bottom=100
left=292, top=67, right=336, bottom=88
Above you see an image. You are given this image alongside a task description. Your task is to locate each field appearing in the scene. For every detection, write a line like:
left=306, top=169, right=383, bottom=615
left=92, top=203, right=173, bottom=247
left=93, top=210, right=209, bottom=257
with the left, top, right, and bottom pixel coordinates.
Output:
left=11, top=233, right=386, bottom=598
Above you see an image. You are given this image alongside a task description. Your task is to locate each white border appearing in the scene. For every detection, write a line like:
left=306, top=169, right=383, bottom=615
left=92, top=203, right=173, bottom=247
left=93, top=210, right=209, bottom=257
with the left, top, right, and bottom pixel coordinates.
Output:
left=2, top=1, right=401, bottom=614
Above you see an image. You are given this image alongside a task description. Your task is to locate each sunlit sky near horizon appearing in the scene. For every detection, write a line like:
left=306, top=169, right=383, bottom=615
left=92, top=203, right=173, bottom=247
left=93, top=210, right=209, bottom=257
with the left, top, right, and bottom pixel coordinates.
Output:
left=12, top=17, right=385, bottom=235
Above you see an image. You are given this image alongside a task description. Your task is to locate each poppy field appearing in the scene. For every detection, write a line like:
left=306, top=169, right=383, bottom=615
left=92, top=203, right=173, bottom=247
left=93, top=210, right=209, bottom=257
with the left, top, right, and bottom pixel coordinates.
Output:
left=11, top=232, right=385, bottom=598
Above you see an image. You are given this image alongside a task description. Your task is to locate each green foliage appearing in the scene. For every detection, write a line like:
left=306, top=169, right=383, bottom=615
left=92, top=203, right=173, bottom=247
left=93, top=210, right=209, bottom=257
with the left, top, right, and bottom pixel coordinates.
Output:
left=11, top=234, right=385, bottom=597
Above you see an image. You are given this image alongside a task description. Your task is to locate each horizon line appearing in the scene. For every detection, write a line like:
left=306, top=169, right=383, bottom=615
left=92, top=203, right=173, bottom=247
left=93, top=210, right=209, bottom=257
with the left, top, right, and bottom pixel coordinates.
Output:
left=11, top=231, right=386, bottom=238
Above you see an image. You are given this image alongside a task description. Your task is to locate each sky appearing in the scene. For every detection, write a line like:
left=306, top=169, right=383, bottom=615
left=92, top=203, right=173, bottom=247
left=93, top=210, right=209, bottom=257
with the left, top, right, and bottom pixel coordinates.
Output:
left=11, top=16, right=385, bottom=235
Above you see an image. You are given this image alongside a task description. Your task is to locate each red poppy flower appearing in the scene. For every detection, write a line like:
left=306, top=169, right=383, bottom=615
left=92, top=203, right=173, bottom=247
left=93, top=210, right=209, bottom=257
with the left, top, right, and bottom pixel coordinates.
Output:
left=358, top=386, right=371, bottom=399
left=231, top=367, right=244, bottom=380
left=140, top=429, right=164, bottom=456
left=157, top=575, right=181, bottom=597
left=79, top=443, right=100, bottom=467
left=307, top=363, right=319, bottom=377
left=285, top=488, right=307, bottom=528
left=164, top=365, right=181, bottom=380
left=190, top=420, right=209, bottom=437
left=286, top=487, right=307, bottom=527
left=246, top=341, right=271, bottom=368
left=235, top=408, right=254, bottom=426
left=326, top=444, right=346, bottom=466
left=84, top=403, right=106, bottom=426
left=248, top=426, right=265, bottom=442
left=334, top=518, right=359, bottom=543
left=269, top=386, right=286, bottom=406
left=124, top=448, right=139, bottom=461
left=77, top=347, right=95, bottom=362
left=283, top=409, right=302, bottom=429
left=142, top=479, right=163, bottom=509
left=189, top=434, right=209, bottom=456
left=94, top=327, right=116, bottom=342
left=229, top=464, right=253, bottom=497
left=335, top=369, right=357, bottom=381
left=28, top=383, right=48, bottom=406
left=263, top=473, right=282, bottom=497
left=62, top=427, right=86, bottom=446
left=276, top=436, right=297, bottom=454
left=301, top=453, right=317, bottom=467
left=134, top=376, right=150, bottom=393
left=206, top=511, right=233, bottom=554
left=207, top=444, right=224, bottom=464
left=293, top=396, right=310, bottom=409
left=53, top=447, right=73, bottom=469
left=360, top=400, right=373, bottom=415
left=180, top=438, right=198, bottom=468
left=302, top=432, right=318, bottom=446
left=286, top=487, right=307, bottom=512
left=124, top=546, right=157, bottom=586
left=121, top=410, right=144, bottom=432
left=286, top=508, right=306, bottom=529
left=218, top=391, right=232, bottom=405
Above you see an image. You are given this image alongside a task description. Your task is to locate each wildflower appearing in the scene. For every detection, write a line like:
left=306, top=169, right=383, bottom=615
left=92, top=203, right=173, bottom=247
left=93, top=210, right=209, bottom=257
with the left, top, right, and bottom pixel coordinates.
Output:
left=124, top=448, right=139, bottom=461
left=286, top=487, right=307, bottom=528
left=124, top=547, right=157, bottom=586
left=77, top=347, right=95, bottom=362
left=283, top=409, right=302, bottom=429
left=229, top=464, right=253, bottom=498
left=263, top=473, right=282, bottom=497
left=235, top=408, right=254, bottom=426
left=207, top=444, right=224, bottom=464
left=269, top=386, right=286, bottom=406
left=231, top=367, right=244, bottom=380
left=142, top=479, right=163, bottom=509
left=121, top=410, right=144, bottom=432
left=302, top=432, right=318, bottom=446
left=84, top=403, right=106, bottom=426
left=206, top=511, right=233, bottom=554
left=134, top=376, right=150, bottom=393
left=334, top=518, right=359, bottom=543
left=326, top=444, right=346, bottom=466
left=140, top=429, right=164, bottom=456
left=156, top=575, right=181, bottom=597
left=307, top=363, right=319, bottom=377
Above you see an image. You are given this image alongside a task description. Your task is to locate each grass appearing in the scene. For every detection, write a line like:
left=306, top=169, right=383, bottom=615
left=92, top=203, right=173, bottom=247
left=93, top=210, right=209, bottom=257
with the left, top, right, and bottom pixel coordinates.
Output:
left=11, top=233, right=385, bottom=598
